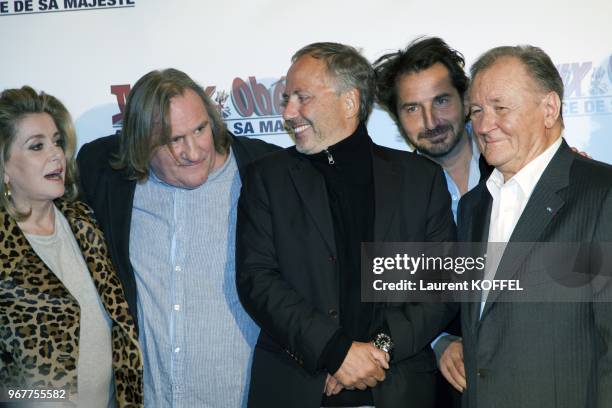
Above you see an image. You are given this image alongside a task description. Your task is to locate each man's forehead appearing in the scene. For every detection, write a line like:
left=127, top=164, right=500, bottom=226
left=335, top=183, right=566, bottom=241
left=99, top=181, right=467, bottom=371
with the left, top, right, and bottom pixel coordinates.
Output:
left=471, top=59, right=536, bottom=100
left=169, top=88, right=204, bottom=107
left=289, top=54, right=327, bottom=72
left=473, top=57, right=527, bottom=86
left=398, top=64, right=458, bottom=100
left=285, top=55, right=333, bottom=90
left=168, top=90, right=210, bottom=132
left=407, top=62, right=452, bottom=80
left=169, top=90, right=206, bottom=112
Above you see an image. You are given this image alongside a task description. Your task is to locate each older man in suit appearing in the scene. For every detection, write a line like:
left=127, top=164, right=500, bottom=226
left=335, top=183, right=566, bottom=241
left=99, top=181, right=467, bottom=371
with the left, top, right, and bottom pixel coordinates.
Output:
left=458, top=45, right=612, bottom=408
left=236, top=42, right=458, bottom=408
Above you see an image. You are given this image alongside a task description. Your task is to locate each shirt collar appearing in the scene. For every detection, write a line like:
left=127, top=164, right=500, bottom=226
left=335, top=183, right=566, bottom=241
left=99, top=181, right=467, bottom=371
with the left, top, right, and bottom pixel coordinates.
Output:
left=416, top=128, right=481, bottom=193
left=305, top=122, right=372, bottom=165
left=487, top=135, right=563, bottom=198
left=148, top=147, right=234, bottom=189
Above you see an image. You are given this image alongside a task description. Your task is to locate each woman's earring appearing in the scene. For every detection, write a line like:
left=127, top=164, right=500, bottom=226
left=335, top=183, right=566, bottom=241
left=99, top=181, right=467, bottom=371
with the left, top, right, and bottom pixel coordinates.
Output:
left=4, top=182, right=11, bottom=201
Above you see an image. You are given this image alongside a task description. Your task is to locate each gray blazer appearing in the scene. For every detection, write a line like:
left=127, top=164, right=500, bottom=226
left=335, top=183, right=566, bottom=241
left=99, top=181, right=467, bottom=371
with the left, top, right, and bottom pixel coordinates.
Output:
left=457, top=140, right=612, bottom=408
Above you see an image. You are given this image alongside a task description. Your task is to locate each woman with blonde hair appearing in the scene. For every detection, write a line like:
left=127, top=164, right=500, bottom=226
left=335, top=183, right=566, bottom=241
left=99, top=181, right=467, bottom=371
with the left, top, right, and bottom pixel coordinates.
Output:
left=0, top=86, right=142, bottom=407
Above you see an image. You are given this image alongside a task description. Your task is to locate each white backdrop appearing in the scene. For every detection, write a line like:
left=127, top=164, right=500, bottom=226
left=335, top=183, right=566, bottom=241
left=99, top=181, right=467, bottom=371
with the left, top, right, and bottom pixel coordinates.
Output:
left=2, top=0, right=611, bottom=162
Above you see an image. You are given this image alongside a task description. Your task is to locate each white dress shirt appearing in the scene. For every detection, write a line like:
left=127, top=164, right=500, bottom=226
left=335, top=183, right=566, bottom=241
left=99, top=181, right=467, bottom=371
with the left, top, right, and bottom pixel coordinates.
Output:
left=481, top=136, right=563, bottom=315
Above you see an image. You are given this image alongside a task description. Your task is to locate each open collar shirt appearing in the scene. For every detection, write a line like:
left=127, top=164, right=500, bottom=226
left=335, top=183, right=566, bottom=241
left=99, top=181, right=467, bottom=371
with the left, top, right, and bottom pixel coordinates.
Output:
left=130, top=148, right=258, bottom=407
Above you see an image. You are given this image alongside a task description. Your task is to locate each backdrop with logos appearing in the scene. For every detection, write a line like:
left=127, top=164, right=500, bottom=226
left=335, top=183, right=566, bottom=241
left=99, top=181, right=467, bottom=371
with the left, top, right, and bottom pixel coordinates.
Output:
left=2, top=0, right=611, bottom=163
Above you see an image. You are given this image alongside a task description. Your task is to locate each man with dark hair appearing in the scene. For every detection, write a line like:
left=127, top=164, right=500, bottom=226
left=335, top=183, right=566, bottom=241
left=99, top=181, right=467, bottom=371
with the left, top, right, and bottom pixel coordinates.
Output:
left=459, top=44, right=612, bottom=408
left=236, top=42, right=457, bottom=407
left=77, top=68, right=278, bottom=407
left=374, top=36, right=486, bottom=221
left=374, top=37, right=485, bottom=396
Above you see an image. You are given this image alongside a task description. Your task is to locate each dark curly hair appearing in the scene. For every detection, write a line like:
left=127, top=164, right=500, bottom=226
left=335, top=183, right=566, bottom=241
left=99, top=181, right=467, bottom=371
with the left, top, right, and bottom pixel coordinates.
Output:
left=373, top=37, right=469, bottom=123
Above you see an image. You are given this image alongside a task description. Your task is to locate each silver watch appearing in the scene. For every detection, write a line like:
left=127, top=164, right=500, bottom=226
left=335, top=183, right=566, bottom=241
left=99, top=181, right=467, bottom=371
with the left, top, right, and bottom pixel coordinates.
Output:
left=373, top=333, right=394, bottom=353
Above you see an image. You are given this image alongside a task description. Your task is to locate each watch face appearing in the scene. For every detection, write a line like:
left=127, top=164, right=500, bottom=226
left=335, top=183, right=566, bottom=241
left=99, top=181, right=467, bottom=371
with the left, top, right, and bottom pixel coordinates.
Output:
left=375, top=333, right=393, bottom=352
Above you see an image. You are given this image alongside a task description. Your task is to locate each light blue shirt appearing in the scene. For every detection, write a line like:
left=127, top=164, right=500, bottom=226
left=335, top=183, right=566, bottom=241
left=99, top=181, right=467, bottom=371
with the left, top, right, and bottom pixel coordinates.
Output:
left=130, top=149, right=258, bottom=408
left=442, top=131, right=481, bottom=222
left=430, top=129, right=481, bottom=354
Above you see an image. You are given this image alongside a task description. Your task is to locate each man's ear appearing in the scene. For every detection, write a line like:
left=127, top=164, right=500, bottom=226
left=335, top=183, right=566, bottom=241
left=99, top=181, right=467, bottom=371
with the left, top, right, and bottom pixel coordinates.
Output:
left=543, top=91, right=561, bottom=129
left=344, top=88, right=360, bottom=119
left=462, top=92, right=471, bottom=122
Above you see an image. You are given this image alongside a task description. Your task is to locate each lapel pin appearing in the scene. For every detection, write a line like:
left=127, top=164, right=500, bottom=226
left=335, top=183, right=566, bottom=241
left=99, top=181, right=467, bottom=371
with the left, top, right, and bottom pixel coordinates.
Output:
left=546, top=207, right=552, bottom=213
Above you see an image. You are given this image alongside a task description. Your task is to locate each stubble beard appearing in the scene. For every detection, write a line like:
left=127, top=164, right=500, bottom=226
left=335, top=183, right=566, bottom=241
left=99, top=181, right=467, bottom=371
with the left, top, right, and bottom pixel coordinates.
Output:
left=415, top=123, right=465, bottom=158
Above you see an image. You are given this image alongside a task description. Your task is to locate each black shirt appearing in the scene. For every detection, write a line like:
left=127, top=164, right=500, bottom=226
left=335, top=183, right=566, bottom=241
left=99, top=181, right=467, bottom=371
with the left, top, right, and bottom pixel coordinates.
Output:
left=307, top=123, right=375, bottom=406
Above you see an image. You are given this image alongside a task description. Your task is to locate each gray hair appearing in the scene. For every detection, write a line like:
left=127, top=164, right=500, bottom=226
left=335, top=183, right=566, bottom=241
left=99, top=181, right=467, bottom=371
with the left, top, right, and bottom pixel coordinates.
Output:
left=112, top=68, right=231, bottom=181
left=470, top=45, right=564, bottom=125
left=292, top=42, right=375, bottom=123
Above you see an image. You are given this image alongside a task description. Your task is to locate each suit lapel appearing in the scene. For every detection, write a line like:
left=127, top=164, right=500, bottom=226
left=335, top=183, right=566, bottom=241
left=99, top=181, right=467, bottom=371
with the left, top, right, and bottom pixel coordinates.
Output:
left=372, top=146, right=401, bottom=241
left=104, top=170, right=135, bottom=274
left=480, top=142, right=572, bottom=318
left=98, top=168, right=140, bottom=325
left=461, top=185, right=492, bottom=329
left=106, top=169, right=135, bottom=262
left=469, top=186, right=492, bottom=244
left=288, top=154, right=336, bottom=253
left=231, top=135, right=252, bottom=178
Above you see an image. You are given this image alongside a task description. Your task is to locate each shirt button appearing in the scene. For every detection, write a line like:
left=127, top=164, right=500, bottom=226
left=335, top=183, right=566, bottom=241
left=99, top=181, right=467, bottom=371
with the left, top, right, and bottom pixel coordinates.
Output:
left=175, top=265, right=182, bottom=272
left=174, top=347, right=180, bottom=353
left=174, top=304, right=180, bottom=311
left=328, top=309, right=338, bottom=318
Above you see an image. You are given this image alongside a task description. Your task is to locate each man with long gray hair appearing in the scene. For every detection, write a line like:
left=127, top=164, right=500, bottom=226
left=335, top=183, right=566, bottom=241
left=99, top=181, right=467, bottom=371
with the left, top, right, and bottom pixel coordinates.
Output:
left=77, top=68, right=278, bottom=407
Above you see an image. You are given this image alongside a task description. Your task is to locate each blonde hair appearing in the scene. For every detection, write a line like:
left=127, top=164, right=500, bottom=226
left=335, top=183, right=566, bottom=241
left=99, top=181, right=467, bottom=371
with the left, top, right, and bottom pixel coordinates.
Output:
left=0, top=86, right=78, bottom=220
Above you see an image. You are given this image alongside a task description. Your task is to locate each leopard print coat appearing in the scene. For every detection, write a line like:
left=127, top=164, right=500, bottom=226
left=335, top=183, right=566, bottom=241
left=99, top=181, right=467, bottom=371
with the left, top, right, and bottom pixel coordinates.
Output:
left=0, top=199, right=143, bottom=407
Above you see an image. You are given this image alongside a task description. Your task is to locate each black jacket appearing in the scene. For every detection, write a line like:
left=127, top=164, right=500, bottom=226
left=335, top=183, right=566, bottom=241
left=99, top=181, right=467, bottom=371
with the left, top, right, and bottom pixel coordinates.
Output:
left=458, top=141, right=612, bottom=408
left=236, top=131, right=458, bottom=408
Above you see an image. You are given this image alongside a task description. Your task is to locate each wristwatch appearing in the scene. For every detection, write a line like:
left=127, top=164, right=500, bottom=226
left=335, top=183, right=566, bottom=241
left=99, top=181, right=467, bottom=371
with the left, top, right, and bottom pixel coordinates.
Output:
left=372, top=333, right=394, bottom=353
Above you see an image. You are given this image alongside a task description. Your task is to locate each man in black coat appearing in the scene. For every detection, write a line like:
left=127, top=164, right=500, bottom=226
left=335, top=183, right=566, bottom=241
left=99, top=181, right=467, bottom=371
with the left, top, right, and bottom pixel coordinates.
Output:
left=236, top=42, right=458, bottom=408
